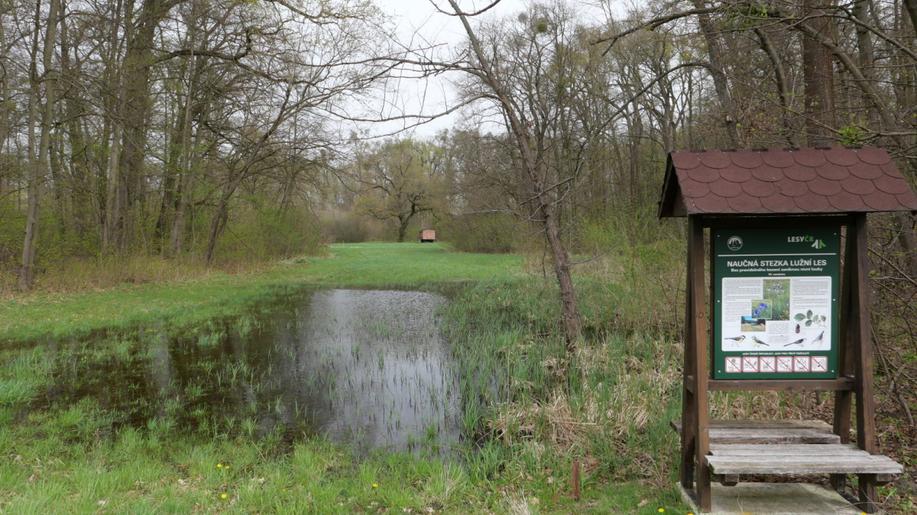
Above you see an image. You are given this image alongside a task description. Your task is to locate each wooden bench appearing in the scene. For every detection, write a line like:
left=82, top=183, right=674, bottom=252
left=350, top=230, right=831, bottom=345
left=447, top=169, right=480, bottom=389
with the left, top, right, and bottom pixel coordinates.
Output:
left=671, top=419, right=840, bottom=445
left=708, top=444, right=903, bottom=476
left=671, top=419, right=902, bottom=483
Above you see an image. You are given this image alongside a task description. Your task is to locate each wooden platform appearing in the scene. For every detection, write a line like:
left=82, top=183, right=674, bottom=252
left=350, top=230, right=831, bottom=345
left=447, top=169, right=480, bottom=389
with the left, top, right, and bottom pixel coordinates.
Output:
left=708, top=444, right=903, bottom=475
left=671, top=419, right=903, bottom=478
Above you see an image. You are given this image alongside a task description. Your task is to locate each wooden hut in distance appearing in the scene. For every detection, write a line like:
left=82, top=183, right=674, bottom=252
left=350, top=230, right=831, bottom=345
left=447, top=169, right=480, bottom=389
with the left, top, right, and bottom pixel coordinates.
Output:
left=419, top=229, right=436, bottom=243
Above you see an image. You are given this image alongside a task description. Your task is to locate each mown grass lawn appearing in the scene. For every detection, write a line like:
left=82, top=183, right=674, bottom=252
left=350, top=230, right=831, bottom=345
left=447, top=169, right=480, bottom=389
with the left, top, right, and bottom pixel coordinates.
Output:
left=0, top=243, right=690, bottom=513
left=0, top=243, right=521, bottom=344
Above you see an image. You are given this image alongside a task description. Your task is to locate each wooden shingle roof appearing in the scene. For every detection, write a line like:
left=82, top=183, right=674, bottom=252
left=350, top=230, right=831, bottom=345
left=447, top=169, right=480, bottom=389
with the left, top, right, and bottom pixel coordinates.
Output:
left=658, top=147, right=917, bottom=217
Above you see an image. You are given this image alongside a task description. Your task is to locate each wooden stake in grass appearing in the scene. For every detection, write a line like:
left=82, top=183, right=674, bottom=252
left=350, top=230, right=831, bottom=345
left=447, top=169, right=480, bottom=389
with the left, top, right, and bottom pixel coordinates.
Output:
left=572, top=459, right=581, bottom=501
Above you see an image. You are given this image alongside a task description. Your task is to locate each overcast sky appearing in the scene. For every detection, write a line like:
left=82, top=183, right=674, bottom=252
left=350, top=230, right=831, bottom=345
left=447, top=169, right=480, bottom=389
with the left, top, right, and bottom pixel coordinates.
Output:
left=352, top=0, right=613, bottom=139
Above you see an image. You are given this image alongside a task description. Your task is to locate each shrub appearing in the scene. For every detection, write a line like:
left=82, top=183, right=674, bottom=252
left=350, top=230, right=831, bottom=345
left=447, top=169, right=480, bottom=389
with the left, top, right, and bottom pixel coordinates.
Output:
left=320, top=210, right=371, bottom=243
left=213, top=198, right=323, bottom=263
left=444, top=213, right=519, bottom=253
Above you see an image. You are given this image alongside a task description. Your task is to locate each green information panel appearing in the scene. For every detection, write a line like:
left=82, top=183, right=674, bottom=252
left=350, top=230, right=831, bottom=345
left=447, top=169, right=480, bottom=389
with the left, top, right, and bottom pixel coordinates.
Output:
left=713, top=225, right=840, bottom=379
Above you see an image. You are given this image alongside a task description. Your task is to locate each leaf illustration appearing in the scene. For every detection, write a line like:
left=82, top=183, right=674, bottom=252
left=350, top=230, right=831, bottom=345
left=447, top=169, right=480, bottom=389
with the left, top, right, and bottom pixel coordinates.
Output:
left=794, top=313, right=806, bottom=321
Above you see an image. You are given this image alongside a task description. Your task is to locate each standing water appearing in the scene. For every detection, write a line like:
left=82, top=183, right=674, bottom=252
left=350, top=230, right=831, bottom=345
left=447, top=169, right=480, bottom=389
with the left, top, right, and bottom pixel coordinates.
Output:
left=38, top=289, right=463, bottom=455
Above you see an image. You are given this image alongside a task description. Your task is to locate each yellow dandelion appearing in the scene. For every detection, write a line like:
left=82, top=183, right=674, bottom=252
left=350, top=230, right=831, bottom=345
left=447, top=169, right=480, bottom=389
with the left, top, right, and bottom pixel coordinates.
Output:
left=216, top=463, right=223, bottom=469
left=657, top=509, right=665, bottom=513
left=220, top=493, right=228, bottom=500
left=372, top=482, right=379, bottom=489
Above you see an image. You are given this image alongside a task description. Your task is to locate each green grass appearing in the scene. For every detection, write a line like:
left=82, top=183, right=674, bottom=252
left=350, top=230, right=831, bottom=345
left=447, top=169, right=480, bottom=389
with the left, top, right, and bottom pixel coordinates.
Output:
left=6, top=242, right=912, bottom=511
left=0, top=243, right=521, bottom=344
left=0, top=242, right=695, bottom=513
left=0, top=410, right=684, bottom=513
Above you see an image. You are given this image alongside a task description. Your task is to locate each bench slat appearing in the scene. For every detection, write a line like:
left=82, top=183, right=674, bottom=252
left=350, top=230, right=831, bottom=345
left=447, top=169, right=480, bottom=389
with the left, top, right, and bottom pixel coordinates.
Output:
left=672, top=419, right=833, bottom=430
left=711, top=443, right=864, bottom=456
left=707, top=456, right=903, bottom=476
left=708, top=456, right=903, bottom=475
left=671, top=419, right=841, bottom=444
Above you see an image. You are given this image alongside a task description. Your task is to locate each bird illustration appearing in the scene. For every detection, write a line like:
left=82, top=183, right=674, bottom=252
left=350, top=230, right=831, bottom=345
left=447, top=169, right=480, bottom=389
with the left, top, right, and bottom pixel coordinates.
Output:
left=752, top=336, right=769, bottom=346
left=784, top=338, right=805, bottom=347
left=724, top=335, right=746, bottom=342
left=811, top=331, right=825, bottom=345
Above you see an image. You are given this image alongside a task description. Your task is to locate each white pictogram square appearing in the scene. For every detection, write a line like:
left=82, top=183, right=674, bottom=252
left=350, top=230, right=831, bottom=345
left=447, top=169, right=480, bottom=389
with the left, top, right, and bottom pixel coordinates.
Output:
left=793, top=356, right=810, bottom=372
left=725, top=357, right=741, bottom=373
left=811, top=356, right=828, bottom=372
left=759, top=356, right=776, bottom=373
left=777, top=356, right=793, bottom=372
left=742, top=356, right=759, bottom=373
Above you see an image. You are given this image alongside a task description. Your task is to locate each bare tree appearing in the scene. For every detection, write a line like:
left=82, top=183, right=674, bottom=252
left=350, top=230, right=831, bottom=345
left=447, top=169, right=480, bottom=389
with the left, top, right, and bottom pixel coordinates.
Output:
left=690, top=0, right=740, bottom=147
left=445, top=0, right=582, bottom=351
left=20, top=0, right=59, bottom=290
left=801, top=0, right=837, bottom=147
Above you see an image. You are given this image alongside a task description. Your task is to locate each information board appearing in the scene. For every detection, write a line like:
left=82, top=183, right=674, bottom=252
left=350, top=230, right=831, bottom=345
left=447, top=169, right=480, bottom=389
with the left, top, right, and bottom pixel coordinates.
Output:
left=713, top=225, right=840, bottom=379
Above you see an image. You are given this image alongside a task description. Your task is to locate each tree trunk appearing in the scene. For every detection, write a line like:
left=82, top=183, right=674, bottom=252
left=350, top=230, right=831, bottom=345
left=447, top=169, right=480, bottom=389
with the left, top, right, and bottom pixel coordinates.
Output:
left=156, top=1, right=200, bottom=254
left=49, top=121, right=66, bottom=236
left=0, top=21, right=7, bottom=180
left=448, top=0, right=581, bottom=350
left=540, top=194, right=581, bottom=354
left=691, top=0, right=740, bottom=148
left=20, top=1, right=42, bottom=291
left=397, top=216, right=409, bottom=242
left=170, top=52, right=201, bottom=256
left=154, top=104, right=182, bottom=251
left=59, top=4, right=93, bottom=236
left=755, top=28, right=796, bottom=146
left=20, top=0, right=60, bottom=291
left=108, top=0, right=171, bottom=253
left=627, top=97, right=643, bottom=207
left=99, top=0, right=122, bottom=244
left=103, top=123, right=123, bottom=250
left=169, top=125, right=196, bottom=256
left=904, top=0, right=917, bottom=33
left=852, top=0, right=879, bottom=128
left=102, top=0, right=132, bottom=252
left=205, top=190, right=231, bottom=265
left=801, top=0, right=837, bottom=147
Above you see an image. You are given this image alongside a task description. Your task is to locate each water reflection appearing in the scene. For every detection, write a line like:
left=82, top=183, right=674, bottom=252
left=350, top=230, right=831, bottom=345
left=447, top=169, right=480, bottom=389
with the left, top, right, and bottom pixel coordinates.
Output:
left=40, top=289, right=463, bottom=455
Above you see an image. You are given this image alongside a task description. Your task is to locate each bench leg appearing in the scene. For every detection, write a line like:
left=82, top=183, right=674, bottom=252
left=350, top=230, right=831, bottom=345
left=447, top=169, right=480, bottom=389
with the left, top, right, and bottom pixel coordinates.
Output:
left=717, top=474, right=738, bottom=487
left=680, top=389, right=696, bottom=489
left=831, top=390, right=852, bottom=494
left=829, top=473, right=846, bottom=495
left=695, top=456, right=711, bottom=512
left=856, top=473, right=878, bottom=513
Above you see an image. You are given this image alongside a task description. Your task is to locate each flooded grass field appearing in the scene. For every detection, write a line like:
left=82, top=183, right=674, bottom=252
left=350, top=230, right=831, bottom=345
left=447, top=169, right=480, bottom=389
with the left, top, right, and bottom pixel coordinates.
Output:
left=0, top=245, right=691, bottom=512
left=29, top=289, right=464, bottom=456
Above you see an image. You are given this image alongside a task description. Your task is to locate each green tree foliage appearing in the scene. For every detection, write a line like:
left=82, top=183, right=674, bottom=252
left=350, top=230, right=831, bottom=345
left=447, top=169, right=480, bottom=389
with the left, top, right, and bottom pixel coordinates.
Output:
left=353, top=139, right=446, bottom=242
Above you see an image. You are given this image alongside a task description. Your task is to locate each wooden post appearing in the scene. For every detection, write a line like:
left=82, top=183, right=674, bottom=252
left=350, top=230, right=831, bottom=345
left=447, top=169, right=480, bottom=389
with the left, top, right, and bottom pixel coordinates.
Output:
left=680, top=218, right=697, bottom=490
left=851, top=214, right=878, bottom=512
left=831, top=223, right=855, bottom=493
left=571, top=459, right=581, bottom=500
left=689, top=217, right=711, bottom=511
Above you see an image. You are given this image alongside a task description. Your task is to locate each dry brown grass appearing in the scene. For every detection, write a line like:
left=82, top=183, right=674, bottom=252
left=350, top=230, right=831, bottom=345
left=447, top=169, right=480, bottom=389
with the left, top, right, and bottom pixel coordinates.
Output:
left=0, top=254, right=274, bottom=298
left=488, top=336, right=681, bottom=466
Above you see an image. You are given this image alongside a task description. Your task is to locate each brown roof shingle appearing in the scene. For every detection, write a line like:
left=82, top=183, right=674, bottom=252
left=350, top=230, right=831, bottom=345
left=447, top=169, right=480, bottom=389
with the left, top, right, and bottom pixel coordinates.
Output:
left=658, top=147, right=917, bottom=217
